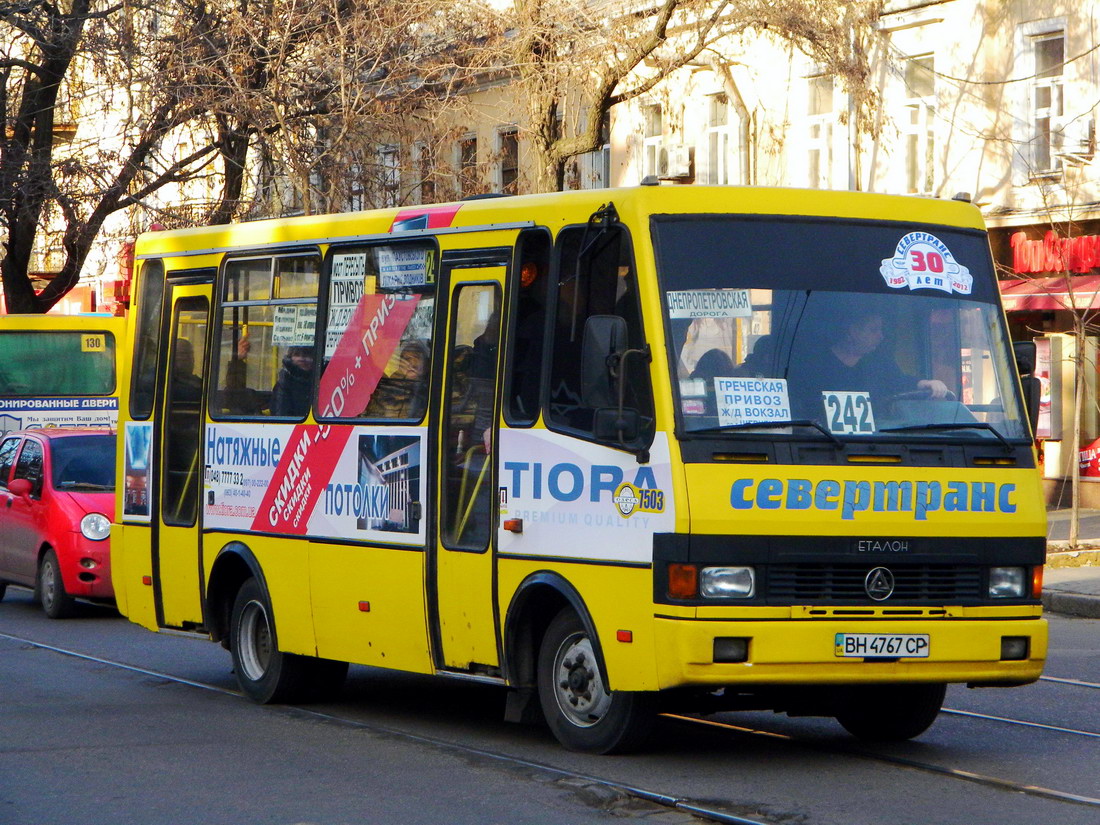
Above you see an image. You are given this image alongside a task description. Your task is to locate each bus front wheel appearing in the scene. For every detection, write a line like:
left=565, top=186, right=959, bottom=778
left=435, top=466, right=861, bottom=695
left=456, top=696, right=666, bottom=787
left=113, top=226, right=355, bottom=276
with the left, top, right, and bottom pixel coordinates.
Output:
left=536, top=608, right=656, bottom=754
left=834, top=683, right=946, bottom=742
left=229, top=578, right=347, bottom=704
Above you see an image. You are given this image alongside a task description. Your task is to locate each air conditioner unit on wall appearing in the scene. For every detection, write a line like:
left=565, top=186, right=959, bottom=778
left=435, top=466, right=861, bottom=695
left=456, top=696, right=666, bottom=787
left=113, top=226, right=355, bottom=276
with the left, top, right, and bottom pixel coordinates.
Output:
left=1055, top=117, right=1096, bottom=166
left=658, top=144, right=693, bottom=180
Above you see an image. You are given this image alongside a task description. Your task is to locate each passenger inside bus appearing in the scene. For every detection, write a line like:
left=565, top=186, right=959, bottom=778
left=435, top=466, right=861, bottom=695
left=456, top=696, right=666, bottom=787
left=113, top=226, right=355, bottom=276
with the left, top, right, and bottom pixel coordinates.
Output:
left=468, top=308, right=500, bottom=453
left=363, top=340, right=429, bottom=419
left=510, top=260, right=547, bottom=421
left=690, top=348, right=736, bottom=415
left=732, top=334, right=776, bottom=378
left=271, top=346, right=315, bottom=417
left=171, top=338, right=203, bottom=403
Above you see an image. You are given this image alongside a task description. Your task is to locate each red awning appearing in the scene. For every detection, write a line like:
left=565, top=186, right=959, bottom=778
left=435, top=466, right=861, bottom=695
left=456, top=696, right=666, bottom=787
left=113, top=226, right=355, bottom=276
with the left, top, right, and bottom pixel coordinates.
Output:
left=1000, top=275, right=1100, bottom=311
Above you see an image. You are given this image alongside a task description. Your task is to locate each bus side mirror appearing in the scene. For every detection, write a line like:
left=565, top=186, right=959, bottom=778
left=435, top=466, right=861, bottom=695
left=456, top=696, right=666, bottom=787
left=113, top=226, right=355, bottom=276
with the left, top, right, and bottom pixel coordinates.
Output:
left=593, top=407, right=640, bottom=441
left=1013, top=341, right=1041, bottom=434
left=581, top=315, right=628, bottom=408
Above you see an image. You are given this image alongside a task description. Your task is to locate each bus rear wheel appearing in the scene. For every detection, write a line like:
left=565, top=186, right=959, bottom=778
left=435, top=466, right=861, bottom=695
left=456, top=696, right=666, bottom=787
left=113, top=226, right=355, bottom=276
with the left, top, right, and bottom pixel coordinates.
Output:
left=834, top=683, right=946, bottom=742
left=536, top=608, right=656, bottom=754
left=229, top=578, right=347, bottom=704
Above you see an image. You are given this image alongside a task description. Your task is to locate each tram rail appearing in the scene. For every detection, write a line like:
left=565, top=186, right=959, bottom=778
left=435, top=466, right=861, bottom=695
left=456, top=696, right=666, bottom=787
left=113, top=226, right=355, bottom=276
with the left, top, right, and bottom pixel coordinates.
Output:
left=4, top=628, right=1099, bottom=823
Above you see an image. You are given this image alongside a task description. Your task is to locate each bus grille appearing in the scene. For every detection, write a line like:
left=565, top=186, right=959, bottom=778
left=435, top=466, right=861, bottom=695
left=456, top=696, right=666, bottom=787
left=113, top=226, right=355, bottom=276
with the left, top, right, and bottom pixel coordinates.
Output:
left=766, top=564, right=983, bottom=603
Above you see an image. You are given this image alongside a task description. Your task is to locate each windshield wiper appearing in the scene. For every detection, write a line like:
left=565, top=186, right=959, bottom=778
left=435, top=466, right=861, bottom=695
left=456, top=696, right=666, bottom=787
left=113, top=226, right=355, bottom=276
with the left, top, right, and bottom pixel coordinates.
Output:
left=879, top=422, right=1013, bottom=451
left=57, top=482, right=114, bottom=491
left=691, top=419, right=843, bottom=447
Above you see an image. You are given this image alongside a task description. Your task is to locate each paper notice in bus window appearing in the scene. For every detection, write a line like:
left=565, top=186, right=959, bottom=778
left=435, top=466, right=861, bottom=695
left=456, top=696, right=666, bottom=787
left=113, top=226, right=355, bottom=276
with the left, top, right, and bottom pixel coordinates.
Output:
left=666, top=289, right=752, bottom=319
left=326, top=253, right=368, bottom=357
left=273, top=305, right=316, bottom=346
left=715, top=377, right=791, bottom=427
left=378, top=246, right=432, bottom=289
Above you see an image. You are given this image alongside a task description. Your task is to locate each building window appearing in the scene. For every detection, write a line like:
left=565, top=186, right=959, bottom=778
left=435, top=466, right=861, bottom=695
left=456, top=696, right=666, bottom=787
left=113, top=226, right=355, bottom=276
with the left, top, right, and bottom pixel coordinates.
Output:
left=572, top=112, right=611, bottom=190
left=1030, top=32, right=1065, bottom=173
left=379, top=146, right=400, bottom=207
left=705, top=93, right=734, bottom=185
left=643, top=104, right=663, bottom=179
left=903, top=56, right=936, bottom=194
left=348, top=163, right=365, bottom=212
left=806, top=74, right=834, bottom=189
left=414, top=143, right=435, bottom=204
left=458, top=134, right=478, bottom=197
left=498, top=128, right=519, bottom=194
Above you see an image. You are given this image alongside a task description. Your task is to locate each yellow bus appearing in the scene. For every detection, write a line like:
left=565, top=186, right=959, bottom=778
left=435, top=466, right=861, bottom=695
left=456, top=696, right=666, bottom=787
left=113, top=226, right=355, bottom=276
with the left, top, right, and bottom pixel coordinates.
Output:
left=112, top=186, right=1047, bottom=753
left=0, top=314, right=123, bottom=435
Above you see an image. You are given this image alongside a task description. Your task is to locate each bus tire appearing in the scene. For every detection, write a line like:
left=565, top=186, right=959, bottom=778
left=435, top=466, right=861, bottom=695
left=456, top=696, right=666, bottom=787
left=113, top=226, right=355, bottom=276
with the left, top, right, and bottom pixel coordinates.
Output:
left=230, top=578, right=310, bottom=704
left=835, top=683, right=946, bottom=742
left=38, top=550, right=77, bottom=619
left=536, top=608, right=656, bottom=754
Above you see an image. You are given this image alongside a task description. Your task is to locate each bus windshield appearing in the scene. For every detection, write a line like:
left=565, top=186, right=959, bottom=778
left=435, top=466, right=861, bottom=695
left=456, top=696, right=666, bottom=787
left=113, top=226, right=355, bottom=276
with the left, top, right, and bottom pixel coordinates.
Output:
left=653, top=215, right=1029, bottom=442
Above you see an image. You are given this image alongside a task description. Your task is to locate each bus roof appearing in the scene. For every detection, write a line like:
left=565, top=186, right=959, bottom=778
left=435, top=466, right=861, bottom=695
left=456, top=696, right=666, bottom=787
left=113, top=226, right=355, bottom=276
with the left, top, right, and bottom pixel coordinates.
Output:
left=133, top=186, right=986, bottom=261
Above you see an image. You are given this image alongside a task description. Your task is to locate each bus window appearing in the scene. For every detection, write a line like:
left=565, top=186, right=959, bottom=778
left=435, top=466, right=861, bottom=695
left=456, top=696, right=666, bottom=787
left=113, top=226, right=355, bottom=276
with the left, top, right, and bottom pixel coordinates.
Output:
left=547, top=217, right=654, bottom=447
left=318, top=242, right=436, bottom=422
left=0, top=331, right=115, bottom=396
left=164, top=301, right=208, bottom=526
left=130, top=259, right=165, bottom=419
left=505, top=228, right=551, bottom=425
left=442, top=283, right=500, bottom=550
left=211, top=253, right=320, bottom=419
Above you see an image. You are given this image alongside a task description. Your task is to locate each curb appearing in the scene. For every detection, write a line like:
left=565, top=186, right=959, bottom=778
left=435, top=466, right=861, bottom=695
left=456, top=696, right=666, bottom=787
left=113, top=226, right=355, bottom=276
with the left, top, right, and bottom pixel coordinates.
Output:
left=1045, top=547, right=1100, bottom=567
left=1042, top=590, right=1100, bottom=619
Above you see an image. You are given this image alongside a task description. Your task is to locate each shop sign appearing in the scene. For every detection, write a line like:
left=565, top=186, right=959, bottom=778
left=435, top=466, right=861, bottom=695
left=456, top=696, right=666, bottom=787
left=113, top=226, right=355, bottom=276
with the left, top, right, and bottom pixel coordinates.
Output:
left=1011, top=231, right=1100, bottom=274
left=1081, top=437, right=1100, bottom=478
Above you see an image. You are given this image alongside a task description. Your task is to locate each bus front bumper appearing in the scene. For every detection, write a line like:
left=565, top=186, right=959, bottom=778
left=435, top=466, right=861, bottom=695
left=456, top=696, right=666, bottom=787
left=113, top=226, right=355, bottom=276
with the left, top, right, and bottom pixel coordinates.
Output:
left=652, top=613, right=1047, bottom=690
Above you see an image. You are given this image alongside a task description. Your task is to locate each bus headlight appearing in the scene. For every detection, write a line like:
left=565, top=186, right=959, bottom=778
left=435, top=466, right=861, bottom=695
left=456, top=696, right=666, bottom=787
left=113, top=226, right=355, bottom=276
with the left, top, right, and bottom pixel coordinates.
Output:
left=700, top=566, right=755, bottom=598
left=80, top=513, right=111, bottom=541
left=988, top=566, right=1026, bottom=598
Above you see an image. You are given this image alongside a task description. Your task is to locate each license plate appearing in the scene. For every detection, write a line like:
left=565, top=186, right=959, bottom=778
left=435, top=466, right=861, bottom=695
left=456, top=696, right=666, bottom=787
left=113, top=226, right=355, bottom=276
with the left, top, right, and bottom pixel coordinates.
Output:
left=834, top=633, right=930, bottom=658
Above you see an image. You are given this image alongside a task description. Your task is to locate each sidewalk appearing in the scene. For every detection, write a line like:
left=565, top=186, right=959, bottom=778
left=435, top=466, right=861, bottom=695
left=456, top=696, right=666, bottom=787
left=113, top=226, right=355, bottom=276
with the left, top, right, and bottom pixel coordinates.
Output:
left=1044, top=508, right=1100, bottom=619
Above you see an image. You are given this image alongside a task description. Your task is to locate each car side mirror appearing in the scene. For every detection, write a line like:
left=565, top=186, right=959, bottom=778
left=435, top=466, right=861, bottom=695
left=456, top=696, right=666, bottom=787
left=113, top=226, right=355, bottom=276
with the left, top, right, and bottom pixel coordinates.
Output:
left=9, top=477, right=32, bottom=498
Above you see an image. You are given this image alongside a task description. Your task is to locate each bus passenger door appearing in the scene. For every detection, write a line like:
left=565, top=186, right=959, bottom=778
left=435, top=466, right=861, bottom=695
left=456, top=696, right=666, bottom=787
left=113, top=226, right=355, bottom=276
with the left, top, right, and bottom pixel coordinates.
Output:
left=155, top=283, right=211, bottom=628
left=433, top=267, right=506, bottom=671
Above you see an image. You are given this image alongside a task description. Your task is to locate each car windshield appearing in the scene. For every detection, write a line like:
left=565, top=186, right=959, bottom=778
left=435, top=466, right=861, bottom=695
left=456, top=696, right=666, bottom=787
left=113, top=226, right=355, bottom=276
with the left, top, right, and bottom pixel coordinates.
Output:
left=653, top=215, right=1030, bottom=442
left=50, top=435, right=116, bottom=490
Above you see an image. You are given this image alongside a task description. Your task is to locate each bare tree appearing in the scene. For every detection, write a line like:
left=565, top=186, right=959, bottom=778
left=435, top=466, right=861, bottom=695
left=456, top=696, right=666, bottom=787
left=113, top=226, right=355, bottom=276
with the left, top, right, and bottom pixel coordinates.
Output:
left=1, top=0, right=494, bottom=313
left=0, top=1, right=231, bottom=313
left=499, top=0, right=882, bottom=192
left=1002, top=171, right=1100, bottom=550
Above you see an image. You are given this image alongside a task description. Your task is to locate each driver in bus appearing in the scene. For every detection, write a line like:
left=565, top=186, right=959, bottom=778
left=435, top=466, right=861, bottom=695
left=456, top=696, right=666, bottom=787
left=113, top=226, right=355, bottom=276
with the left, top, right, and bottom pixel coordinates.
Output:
left=789, top=310, right=948, bottom=419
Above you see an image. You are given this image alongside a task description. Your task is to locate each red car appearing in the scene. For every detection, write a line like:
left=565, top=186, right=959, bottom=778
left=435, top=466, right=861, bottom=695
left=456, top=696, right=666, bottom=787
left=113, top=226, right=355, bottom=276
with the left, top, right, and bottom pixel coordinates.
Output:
left=0, top=428, right=115, bottom=618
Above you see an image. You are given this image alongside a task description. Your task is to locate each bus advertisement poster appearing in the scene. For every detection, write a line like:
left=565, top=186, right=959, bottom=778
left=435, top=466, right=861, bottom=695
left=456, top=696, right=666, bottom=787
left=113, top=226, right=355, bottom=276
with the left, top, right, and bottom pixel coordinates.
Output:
left=203, top=422, right=426, bottom=546
left=123, top=422, right=153, bottom=521
left=0, top=397, right=118, bottom=434
left=495, top=429, right=675, bottom=564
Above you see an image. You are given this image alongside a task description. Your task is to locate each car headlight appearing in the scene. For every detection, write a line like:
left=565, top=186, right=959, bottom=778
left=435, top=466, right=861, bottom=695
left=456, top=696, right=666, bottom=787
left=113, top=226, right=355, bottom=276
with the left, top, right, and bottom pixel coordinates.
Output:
left=80, top=513, right=111, bottom=541
left=700, top=566, right=755, bottom=598
left=989, top=566, right=1026, bottom=598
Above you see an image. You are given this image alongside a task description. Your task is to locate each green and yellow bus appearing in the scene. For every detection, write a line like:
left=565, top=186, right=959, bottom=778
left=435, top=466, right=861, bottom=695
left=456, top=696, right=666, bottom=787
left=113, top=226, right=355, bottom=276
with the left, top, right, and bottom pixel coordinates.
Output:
left=112, top=186, right=1046, bottom=753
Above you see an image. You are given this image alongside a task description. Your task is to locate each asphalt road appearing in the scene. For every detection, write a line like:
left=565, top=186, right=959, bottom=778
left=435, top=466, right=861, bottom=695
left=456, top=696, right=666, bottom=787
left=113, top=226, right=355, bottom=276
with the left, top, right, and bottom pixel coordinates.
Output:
left=2, top=588, right=1099, bottom=825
